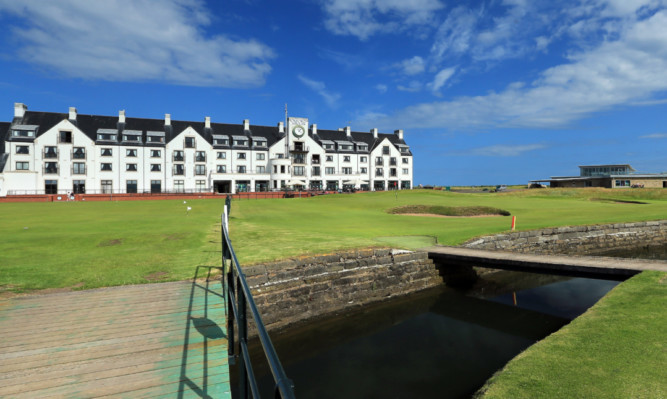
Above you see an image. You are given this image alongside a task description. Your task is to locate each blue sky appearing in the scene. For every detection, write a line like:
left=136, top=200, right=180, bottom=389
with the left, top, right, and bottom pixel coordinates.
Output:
left=0, top=0, right=665, bottom=185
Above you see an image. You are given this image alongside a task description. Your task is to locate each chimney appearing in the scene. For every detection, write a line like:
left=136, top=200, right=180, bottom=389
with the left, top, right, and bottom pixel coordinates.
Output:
left=311, top=123, right=317, bottom=136
left=205, top=116, right=211, bottom=129
left=118, top=110, right=126, bottom=124
left=14, top=103, right=27, bottom=118
left=338, top=128, right=344, bottom=131
left=371, top=128, right=378, bottom=139
left=243, top=119, right=250, bottom=131
left=69, top=107, right=77, bottom=121
left=278, top=121, right=284, bottom=133
left=165, top=113, right=171, bottom=126
left=345, top=126, right=351, bottom=137
left=395, top=129, right=404, bottom=140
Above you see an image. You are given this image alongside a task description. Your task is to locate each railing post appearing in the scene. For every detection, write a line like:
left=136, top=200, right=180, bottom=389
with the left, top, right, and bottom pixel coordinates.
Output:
left=238, top=275, right=249, bottom=399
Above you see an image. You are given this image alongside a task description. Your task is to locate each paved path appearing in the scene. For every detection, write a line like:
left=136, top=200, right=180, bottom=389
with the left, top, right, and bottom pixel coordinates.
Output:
left=424, top=246, right=667, bottom=278
left=0, top=278, right=230, bottom=398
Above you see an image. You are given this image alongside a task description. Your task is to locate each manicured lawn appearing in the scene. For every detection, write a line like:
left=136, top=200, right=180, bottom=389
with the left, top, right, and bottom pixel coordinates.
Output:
left=476, top=270, right=667, bottom=398
left=1, top=188, right=665, bottom=292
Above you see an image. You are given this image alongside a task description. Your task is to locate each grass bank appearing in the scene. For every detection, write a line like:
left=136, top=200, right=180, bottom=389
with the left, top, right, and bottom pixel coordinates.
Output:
left=1, top=188, right=666, bottom=292
left=476, top=270, right=667, bottom=398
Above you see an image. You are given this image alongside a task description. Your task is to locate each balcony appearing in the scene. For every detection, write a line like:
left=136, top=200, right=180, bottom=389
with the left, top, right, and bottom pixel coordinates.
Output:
left=289, top=144, right=309, bottom=152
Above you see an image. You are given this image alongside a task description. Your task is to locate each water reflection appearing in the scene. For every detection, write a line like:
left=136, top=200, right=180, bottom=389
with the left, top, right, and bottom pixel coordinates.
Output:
left=242, top=272, right=619, bottom=398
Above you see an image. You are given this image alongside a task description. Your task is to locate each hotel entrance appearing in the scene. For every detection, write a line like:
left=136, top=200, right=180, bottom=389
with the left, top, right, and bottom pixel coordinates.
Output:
left=213, top=180, right=231, bottom=193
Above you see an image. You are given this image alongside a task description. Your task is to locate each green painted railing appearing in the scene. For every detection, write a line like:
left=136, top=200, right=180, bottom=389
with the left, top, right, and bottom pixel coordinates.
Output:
left=221, top=196, right=296, bottom=399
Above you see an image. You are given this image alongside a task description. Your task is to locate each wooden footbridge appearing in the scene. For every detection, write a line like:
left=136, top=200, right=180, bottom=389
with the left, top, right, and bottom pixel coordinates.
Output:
left=424, top=246, right=667, bottom=279
left=0, top=275, right=231, bottom=398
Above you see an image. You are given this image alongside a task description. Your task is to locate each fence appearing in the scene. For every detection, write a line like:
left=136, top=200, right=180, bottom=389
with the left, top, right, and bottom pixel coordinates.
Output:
left=221, top=197, right=296, bottom=398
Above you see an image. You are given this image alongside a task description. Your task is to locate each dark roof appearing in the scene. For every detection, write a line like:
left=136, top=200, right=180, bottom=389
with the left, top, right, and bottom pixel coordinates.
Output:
left=8, top=110, right=410, bottom=152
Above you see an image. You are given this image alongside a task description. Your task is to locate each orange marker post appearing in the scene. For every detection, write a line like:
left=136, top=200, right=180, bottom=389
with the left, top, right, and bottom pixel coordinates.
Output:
left=511, top=216, right=516, bottom=230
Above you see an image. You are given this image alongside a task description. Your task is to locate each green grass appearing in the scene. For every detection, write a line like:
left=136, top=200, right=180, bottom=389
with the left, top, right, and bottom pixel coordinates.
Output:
left=476, top=270, right=667, bottom=398
left=1, top=188, right=666, bottom=292
left=388, top=204, right=511, bottom=216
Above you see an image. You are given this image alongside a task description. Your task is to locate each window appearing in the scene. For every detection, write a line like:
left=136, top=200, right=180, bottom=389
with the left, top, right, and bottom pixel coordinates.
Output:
left=402, top=157, right=409, bottom=164
left=173, top=151, right=184, bottom=162
left=616, top=180, right=631, bottom=187
left=97, top=133, right=116, bottom=141
left=126, top=163, right=137, bottom=172
left=361, top=167, right=367, bottom=174
left=101, top=180, right=113, bottom=194
left=73, top=162, right=86, bottom=174
left=253, top=140, right=267, bottom=148
left=375, top=157, right=383, bottom=165
left=148, top=135, right=164, bottom=143
left=16, top=145, right=29, bottom=154
left=237, top=165, right=246, bottom=173
left=280, top=165, right=285, bottom=173
left=312, top=166, right=321, bottom=176
left=237, top=152, right=246, bottom=160
left=324, top=143, right=334, bottom=150
left=185, top=137, right=195, bottom=148
left=214, top=137, right=229, bottom=146
left=343, top=156, right=350, bottom=162
left=217, top=165, right=227, bottom=173
left=59, top=131, right=72, bottom=143
left=151, top=150, right=161, bottom=157
left=196, top=180, right=206, bottom=192
left=126, top=149, right=137, bottom=157
left=294, top=166, right=305, bottom=176
left=195, top=165, right=206, bottom=175
left=325, top=167, right=335, bottom=174
left=375, top=168, right=383, bottom=177
left=151, top=164, right=161, bottom=172
left=44, top=162, right=58, bottom=174
left=217, top=151, right=226, bottom=159
left=400, top=147, right=410, bottom=154
left=45, top=180, right=57, bottom=194
left=16, top=161, right=29, bottom=170
left=174, top=164, right=185, bottom=175
left=12, top=129, right=34, bottom=138
left=358, top=145, right=368, bottom=151
left=151, top=180, right=161, bottom=193
left=256, top=153, right=265, bottom=160
left=73, top=180, right=85, bottom=194
left=73, top=147, right=86, bottom=159
left=390, top=168, right=397, bottom=177
left=293, top=154, right=305, bottom=164
left=312, top=155, right=320, bottom=164
left=44, top=146, right=58, bottom=159
left=326, top=155, right=333, bottom=162
left=126, top=180, right=137, bottom=194
left=101, top=163, right=112, bottom=171
left=360, top=156, right=367, bottom=163
left=101, top=148, right=112, bottom=156
left=340, top=144, right=353, bottom=151
left=123, top=134, right=140, bottom=142
left=257, top=166, right=266, bottom=174
left=234, top=139, right=248, bottom=146
left=382, top=145, right=389, bottom=155
left=174, top=180, right=185, bottom=192
left=402, top=168, right=409, bottom=174
left=390, top=157, right=397, bottom=166
left=342, top=167, right=352, bottom=175
left=195, top=151, right=206, bottom=162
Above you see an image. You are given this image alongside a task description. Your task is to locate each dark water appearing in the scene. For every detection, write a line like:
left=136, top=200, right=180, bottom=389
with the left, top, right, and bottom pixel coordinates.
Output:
left=239, top=245, right=664, bottom=398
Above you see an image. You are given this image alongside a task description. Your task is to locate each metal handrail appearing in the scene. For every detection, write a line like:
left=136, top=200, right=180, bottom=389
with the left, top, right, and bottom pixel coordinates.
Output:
left=221, top=197, right=295, bottom=399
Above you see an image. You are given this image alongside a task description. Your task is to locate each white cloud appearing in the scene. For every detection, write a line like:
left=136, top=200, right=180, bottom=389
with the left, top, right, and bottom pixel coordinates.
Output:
left=298, top=75, right=341, bottom=108
left=375, top=84, right=388, bottom=93
left=397, top=56, right=426, bottom=76
left=321, top=0, right=443, bottom=40
left=397, top=81, right=423, bottom=92
left=640, top=133, right=667, bottom=139
left=358, top=9, right=667, bottom=130
left=468, top=144, right=546, bottom=157
left=428, top=67, right=457, bottom=94
left=0, top=0, right=274, bottom=87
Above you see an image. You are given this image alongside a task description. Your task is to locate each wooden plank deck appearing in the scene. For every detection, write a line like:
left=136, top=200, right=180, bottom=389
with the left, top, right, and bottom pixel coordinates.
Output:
left=0, top=277, right=230, bottom=398
left=425, top=246, right=667, bottom=278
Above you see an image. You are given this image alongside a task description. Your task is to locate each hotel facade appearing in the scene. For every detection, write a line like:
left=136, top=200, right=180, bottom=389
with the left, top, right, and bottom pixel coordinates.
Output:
left=0, top=103, right=413, bottom=196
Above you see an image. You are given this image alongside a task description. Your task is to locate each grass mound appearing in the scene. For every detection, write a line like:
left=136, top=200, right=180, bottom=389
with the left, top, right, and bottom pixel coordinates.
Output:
left=388, top=205, right=511, bottom=217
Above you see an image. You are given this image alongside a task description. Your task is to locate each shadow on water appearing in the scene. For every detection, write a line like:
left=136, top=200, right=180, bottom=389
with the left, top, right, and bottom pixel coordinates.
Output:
left=177, top=266, right=226, bottom=399
left=243, top=270, right=621, bottom=399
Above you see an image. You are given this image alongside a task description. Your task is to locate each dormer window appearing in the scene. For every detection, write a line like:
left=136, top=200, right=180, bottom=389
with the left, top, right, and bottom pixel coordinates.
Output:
left=97, top=133, right=117, bottom=141
left=147, top=131, right=165, bottom=144
left=324, top=144, right=334, bottom=150
left=148, top=135, right=164, bottom=143
left=123, top=134, right=141, bottom=142
left=213, top=135, right=229, bottom=146
left=357, top=145, right=368, bottom=151
left=12, top=129, right=35, bottom=138
left=233, top=136, right=248, bottom=146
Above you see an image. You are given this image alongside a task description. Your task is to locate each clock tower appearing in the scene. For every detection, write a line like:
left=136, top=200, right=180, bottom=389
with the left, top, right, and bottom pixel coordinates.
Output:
left=288, top=117, right=308, bottom=142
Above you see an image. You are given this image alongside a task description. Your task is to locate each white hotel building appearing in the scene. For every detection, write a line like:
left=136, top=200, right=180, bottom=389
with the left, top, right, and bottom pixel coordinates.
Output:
left=0, top=103, right=413, bottom=196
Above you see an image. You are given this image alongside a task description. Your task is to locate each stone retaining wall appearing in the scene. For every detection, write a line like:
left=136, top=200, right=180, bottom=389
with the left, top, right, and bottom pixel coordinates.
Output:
left=462, top=220, right=667, bottom=255
left=242, top=248, right=442, bottom=332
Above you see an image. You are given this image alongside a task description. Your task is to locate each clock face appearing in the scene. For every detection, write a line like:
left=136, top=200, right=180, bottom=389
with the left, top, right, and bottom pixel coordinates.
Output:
left=292, top=125, right=306, bottom=138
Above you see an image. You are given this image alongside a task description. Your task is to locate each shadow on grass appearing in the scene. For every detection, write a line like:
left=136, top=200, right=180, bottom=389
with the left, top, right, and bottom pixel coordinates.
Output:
left=177, top=266, right=228, bottom=398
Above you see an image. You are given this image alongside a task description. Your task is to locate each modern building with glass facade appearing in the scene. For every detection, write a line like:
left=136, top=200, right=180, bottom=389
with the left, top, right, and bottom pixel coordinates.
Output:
left=0, top=103, right=413, bottom=196
left=531, top=164, right=667, bottom=188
